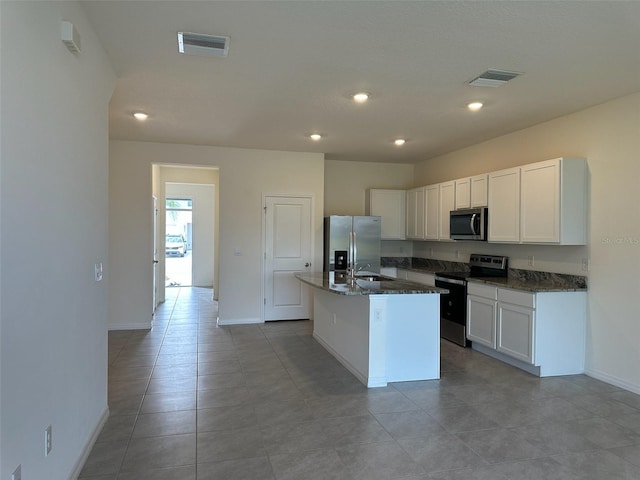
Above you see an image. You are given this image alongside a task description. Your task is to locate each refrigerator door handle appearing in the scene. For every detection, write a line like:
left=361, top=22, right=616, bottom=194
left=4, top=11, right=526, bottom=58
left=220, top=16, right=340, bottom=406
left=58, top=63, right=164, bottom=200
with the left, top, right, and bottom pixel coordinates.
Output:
left=352, top=231, right=357, bottom=268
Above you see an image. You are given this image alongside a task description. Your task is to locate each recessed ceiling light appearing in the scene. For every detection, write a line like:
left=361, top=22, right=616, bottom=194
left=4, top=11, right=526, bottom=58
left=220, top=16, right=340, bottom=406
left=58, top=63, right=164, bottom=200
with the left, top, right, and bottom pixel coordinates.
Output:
left=133, top=112, right=149, bottom=120
left=467, top=102, right=483, bottom=112
left=353, top=92, right=369, bottom=103
left=310, top=134, right=322, bottom=141
left=394, top=139, right=406, bottom=146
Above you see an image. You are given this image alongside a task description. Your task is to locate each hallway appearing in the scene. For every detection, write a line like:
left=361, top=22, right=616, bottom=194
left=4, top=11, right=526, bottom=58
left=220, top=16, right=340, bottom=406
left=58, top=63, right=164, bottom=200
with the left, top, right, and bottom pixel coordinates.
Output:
left=80, top=287, right=640, bottom=479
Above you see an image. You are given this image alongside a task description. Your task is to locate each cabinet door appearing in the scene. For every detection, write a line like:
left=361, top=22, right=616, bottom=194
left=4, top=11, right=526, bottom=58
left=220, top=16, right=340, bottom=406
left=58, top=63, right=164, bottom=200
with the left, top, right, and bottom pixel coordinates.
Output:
left=425, top=184, right=439, bottom=240
left=470, top=174, right=488, bottom=207
left=406, top=187, right=425, bottom=239
left=406, top=271, right=435, bottom=287
left=520, top=159, right=560, bottom=243
left=438, top=181, right=455, bottom=241
left=467, top=295, right=497, bottom=348
left=488, top=168, right=521, bottom=242
left=497, top=302, right=535, bottom=364
left=455, top=178, right=471, bottom=209
left=368, top=189, right=406, bottom=240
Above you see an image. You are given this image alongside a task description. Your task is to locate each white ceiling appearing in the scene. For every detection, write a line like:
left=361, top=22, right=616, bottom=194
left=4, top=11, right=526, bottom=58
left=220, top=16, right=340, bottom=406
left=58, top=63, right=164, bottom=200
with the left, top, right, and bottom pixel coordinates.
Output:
left=81, top=1, right=640, bottom=163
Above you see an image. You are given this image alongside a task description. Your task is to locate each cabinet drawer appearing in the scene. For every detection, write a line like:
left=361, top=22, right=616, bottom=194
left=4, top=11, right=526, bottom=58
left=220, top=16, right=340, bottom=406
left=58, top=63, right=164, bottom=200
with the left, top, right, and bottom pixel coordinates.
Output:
left=467, top=282, right=497, bottom=299
left=498, top=288, right=535, bottom=308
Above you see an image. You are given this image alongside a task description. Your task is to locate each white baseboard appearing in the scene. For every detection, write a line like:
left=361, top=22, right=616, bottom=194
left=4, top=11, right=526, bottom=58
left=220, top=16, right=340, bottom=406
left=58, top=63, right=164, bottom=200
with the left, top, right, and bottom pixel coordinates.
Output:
left=69, top=406, right=109, bottom=480
left=584, top=367, right=640, bottom=395
left=217, top=317, right=263, bottom=326
left=108, top=322, right=152, bottom=331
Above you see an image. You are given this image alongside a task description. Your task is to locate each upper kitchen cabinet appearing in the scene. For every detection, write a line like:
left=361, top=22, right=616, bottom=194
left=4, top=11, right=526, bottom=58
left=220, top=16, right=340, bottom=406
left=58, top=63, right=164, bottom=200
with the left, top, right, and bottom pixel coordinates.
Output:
left=366, top=189, right=406, bottom=240
left=406, top=186, right=425, bottom=240
left=488, top=167, right=521, bottom=242
left=470, top=174, right=488, bottom=207
left=488, top=158, right=587, bottom=245
left=425, top=184, right=439, bottom=240
left=455, top=174, right=488, bottom=210
left=454, top=177, right=471, bottom=209
left=520, top=158, right=587, bottom=244
left=438, top=181, right=455, bottom=241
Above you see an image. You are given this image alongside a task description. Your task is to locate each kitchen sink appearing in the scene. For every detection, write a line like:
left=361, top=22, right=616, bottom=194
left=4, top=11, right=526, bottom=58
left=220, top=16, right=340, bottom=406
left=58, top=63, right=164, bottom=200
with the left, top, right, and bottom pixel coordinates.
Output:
left=355, top=274, right=385, bottom=282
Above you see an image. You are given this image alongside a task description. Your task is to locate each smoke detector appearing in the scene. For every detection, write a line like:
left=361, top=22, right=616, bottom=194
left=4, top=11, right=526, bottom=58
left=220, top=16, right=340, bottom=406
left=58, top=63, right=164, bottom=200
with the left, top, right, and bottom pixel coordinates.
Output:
left=468, top=69, right=521, bottom=87
left=177, top=32, right=230, bottom=58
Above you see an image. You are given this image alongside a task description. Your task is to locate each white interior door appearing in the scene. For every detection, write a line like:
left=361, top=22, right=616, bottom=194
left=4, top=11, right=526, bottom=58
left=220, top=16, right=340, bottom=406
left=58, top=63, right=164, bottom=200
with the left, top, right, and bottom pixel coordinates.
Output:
left=264, top=196, right=313, bottom=321
left=152, top=196, right=159, bottom=313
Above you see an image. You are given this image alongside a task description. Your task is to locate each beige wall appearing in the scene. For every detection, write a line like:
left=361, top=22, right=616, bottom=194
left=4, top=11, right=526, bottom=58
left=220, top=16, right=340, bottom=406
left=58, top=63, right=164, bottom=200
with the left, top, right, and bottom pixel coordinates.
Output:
left=414, top=92, right=640, bottom=393
left=109, top=141, right=324, bottom=327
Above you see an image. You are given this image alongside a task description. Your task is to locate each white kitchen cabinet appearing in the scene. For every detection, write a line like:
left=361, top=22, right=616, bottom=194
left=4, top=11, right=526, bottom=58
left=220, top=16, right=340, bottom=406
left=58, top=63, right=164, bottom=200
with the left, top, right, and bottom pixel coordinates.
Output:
left=466, top=282, right=497, bottom=349
left=470, top=174, right=488, bottom=207
left=520, top=157, right=587, bottom=244
left=454, top=178, right=471, bottom=209
left=395, top=269, right=409, bottom=280
left=438, top=181, right=455, bottom=241
left=366, top=189, right=406, bottom=240
left=406, top=187, right=425, bottom=240
left=405, top=270, right=435, bottom=287
left=469, top=284, right=587, bottom=377
left=425, top=184, right=439, bottom=240
left=488, top=167, right=521, bottom=242
left=497, top=290, right=535, bottom=364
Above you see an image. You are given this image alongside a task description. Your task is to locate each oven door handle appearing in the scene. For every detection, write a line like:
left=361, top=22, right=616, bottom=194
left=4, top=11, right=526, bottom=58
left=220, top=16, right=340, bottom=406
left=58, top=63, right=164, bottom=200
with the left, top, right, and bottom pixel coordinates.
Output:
left=435, top=276, right=466, bottom=286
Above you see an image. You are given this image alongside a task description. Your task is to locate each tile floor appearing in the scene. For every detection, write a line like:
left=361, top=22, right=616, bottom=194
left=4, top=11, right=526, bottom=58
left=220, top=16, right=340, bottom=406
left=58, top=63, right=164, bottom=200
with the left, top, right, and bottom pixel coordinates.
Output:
left=79, top=287, right=640, bottom=479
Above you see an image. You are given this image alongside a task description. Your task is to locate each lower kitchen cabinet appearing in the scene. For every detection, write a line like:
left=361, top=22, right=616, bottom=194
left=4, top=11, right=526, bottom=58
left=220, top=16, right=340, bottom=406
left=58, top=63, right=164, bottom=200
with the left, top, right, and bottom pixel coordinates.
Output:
left=467, top=282, right=586, bottom=376
left=466, top=283, right=497, bottom=349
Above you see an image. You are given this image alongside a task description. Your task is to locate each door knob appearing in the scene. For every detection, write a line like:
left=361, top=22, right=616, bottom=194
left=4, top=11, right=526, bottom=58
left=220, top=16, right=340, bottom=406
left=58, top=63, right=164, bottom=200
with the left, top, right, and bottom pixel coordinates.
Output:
left=305, top=262, right=311, bottom=267
left=153, top=260, right=159, bottom=264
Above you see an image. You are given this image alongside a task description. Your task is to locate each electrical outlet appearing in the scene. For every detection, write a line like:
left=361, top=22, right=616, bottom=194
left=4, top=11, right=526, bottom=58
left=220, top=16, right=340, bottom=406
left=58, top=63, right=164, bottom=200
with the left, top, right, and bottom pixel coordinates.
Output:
left=94, top=262, right=103, bottom=282
left=12, top=465, right=21, bottom=480
left=582, top=258, right=590, bottom=271
left=455, top=250, right=460, bottom=259
left=429, top=247, right=433, bottom=257
left=45, top=424, right=52, bottom=456
left=527, top=255, right=534, bottom=267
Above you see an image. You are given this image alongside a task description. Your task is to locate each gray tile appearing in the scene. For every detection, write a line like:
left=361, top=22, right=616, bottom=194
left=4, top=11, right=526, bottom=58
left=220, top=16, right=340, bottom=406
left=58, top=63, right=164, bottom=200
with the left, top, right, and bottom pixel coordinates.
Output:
left=424, top=457, right=582, bottom=480
left=95, top=415, right=136, bottom=443
left=398, top=432, right=487, bottom=473
left=254, top=397, right=315, bottom=426
left=320, top=414, right=393, bottom=447
left=120, top=434, right=196, bottom=471
left=197, top=457, right=274, bottom=480
left=552, top=449, right=640, bottom=479
left=399, top=387, right=467, bottom=412
left=117, top=465, right=196, bottom=480
left=197, top=385, right=253, bottom=409
left=611, top=411, right=640, bottom=434
left=374, top=410, right=447, bottom=439
left=511, top=421, right=601, bottom=455
left=197, top=427, right=266, bottom=463
left=197, top=372, right=246, bottom=390
left=140, top=391, right=196, bottom=414
left=260, top=420, right=333, bottom=455
left=79, top=441, right=128, bottom=476
left=566, top=416, right=640, bottom=448
left=429, top=404, right=499, bottom=433
left=132, top=410, right=196, bottom=438
left=197, top=359, right=242, bottom=375
left=197, top=405, right=258, bottom=432
left=455, top=428, right=546, bottom=464
left=108, top=394, right=143, bottom=416
left=336, top=441, right=425, bottom=480
left=610, top=443, right=640, bottom=467
left=269, top=448, right=353, bottom=480
left=363, top=390, right=420, bottom=414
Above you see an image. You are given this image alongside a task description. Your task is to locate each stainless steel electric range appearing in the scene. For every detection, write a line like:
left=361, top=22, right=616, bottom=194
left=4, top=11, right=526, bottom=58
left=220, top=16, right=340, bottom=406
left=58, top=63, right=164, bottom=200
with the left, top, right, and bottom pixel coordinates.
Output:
left=435, top=254, right=508, bottom=347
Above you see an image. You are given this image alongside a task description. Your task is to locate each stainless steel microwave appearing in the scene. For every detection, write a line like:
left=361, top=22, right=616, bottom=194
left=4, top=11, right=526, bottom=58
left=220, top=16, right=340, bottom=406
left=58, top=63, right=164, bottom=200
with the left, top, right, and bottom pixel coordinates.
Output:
left=450, top=207, right=488, bottom=241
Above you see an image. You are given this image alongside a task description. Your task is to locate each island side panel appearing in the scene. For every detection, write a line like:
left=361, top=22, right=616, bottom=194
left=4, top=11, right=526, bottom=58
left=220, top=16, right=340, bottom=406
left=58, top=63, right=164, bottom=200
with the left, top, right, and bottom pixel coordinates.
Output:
left=312, top=289, right=373, bottom=386
left=385, top=294, right=440, bottom=382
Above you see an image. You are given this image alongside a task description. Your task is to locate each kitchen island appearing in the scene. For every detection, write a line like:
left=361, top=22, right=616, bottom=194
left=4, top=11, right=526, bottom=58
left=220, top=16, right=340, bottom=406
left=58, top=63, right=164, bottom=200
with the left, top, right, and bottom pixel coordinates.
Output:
left=295, top=272, right=447, bottom=387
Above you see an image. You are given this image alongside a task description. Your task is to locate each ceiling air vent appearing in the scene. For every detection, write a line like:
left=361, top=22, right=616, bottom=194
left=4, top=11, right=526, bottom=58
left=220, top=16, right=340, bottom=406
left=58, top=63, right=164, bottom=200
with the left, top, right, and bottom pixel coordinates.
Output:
left=177, top=32, right=230, bottom=58
left=468, top=69, right=521, bottom=87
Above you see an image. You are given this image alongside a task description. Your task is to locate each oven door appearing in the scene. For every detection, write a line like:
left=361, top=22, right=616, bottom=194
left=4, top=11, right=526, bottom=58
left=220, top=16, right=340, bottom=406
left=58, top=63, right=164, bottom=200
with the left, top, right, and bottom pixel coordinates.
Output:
left=435, top=276, right=471, bottom=347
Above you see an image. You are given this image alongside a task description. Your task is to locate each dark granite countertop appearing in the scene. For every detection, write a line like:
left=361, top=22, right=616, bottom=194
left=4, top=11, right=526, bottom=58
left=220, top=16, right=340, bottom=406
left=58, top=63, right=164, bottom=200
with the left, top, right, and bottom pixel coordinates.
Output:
left=295, top=272, right=448, bottom=296
left=381, top=257, right=587, bottom=292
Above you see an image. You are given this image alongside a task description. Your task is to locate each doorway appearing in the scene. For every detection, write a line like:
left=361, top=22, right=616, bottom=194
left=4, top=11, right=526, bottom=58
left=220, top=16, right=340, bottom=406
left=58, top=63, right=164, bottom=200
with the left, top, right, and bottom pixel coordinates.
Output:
left=165, top=197, right=193, bottom=287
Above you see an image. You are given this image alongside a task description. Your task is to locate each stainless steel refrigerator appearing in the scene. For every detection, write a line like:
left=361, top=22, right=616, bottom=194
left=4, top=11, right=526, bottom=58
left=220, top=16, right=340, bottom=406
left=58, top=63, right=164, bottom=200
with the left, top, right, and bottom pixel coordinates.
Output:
left=323, top=216, right=381, bottom=273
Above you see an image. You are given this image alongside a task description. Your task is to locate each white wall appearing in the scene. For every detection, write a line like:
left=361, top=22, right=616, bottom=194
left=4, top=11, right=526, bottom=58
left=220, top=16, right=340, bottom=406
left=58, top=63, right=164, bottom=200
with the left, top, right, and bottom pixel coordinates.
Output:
left=0, top=2, right=115, bottom=478
left=109, top=141, right=324, bottom=326
left=414, top=92, right=640, bottom=393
